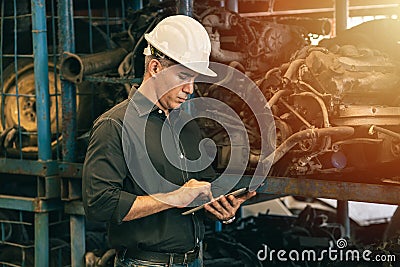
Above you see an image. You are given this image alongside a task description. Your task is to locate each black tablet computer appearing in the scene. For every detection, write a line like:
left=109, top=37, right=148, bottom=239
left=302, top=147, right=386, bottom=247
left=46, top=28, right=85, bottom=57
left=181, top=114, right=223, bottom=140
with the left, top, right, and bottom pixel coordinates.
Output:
left=181, top=187, right=248, bottom=215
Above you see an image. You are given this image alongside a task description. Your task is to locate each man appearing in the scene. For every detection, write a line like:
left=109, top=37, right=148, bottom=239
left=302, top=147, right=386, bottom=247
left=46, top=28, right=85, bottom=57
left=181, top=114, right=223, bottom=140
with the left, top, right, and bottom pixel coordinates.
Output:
left=82, top=15, right=255, bottom=267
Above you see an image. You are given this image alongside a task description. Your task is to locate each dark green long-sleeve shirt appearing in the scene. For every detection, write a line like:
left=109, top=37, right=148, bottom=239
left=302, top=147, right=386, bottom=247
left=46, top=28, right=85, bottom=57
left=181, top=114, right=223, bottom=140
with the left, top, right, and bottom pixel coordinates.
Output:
left=82, top=90, right=216, bottom=253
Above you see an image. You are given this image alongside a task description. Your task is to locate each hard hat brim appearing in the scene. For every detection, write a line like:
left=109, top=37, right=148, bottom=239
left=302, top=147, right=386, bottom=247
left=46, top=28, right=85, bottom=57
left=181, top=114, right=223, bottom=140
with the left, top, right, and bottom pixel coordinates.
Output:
left=144, top=34, right=217, bottom=77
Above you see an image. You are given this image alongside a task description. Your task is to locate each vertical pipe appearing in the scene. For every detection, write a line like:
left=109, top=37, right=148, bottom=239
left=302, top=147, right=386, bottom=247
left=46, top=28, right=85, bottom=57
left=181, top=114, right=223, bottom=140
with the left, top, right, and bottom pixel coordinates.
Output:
left=132, top=0, right=143, bottom=10
left=71, top=215, right=86, bottom=267
left=59, top=1, right=85, bottom=267
left=227, top=0, right=239, bottom=13
left=337, top=200, right=350, bottom=238
left=88, top=0, right=93, bottom=53
left=31, top=0, right=52, bottom=161
left=58, top=0, right=77, bottom=162
left=35, top=213, right=49, bottom=267
left=335, top=0, right=348, bottom=35
left=177, top=0, right=193, bottom=17
left=121, top=0, right=126, bottom=30
left=104, top=0, right=111, bottom=48
left=1, top=1, right=5, bottom=131
left=14, top=0, right=23, bottom=159
left=335, top=0, right=349, bottom=239
left=177, top=0, right=194, bottom=114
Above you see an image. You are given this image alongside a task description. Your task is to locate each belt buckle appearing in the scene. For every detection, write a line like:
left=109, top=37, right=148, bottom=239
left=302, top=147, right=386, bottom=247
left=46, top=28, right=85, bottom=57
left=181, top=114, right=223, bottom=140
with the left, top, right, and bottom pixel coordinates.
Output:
left=183, top=247, right=197, bottom=264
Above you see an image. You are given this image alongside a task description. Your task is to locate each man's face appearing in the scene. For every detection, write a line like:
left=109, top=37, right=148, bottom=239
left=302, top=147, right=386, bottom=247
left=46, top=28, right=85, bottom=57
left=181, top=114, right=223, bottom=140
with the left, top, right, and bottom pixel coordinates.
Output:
left=156, top=65, right=198, bottom=111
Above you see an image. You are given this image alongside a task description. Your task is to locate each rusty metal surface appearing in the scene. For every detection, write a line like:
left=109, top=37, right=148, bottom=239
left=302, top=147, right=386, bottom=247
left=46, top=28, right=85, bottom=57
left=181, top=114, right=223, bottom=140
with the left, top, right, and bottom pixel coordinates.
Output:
left=257, top=176, right=400, bottom=205
left=0, top=195, right=63, bottom=212
left=332, top=106, right=400, bottom=126
left=0, top=158, right=58, bottom=176
left=59, top=162, right=82, bottom=178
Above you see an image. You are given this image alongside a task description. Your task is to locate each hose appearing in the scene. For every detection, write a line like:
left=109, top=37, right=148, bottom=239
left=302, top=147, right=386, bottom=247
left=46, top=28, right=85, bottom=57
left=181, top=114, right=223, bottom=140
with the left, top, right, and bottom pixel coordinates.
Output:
left=262, top=126, right=354, bottom=165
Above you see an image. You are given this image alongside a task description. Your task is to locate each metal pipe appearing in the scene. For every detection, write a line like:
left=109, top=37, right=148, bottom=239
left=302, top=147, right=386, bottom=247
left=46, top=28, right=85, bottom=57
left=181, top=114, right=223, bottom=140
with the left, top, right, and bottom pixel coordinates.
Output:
left=279, top=99, right=312, bottom=128
left=31, top=0, right=52, bottom=161
left=132, top=0, right=143, bottom=11
left=262, top=126, right=354, bottom=165
left=35, top=213, right=49, bottom=267
left=58, top=0, right=76, bottom=162
left=297, top=81, right=325, bottom=98
left=58, top=2, right=85, bottom=267
left=278, top=18, right=332, bottom=35
left=283, top=59, right=304, bottom=82
left=202, top=14, right=237, bottom=31
left=61, top=48, right=128, bottom=84
left=267, top=90, right=290, bottom=108
left=97, top=249, right=117, bottom=267
left=240, top=4, right=398, bottom=18
left=335, top=0, right=348, bottom=35
left=295, top=92, right=331, bottom=128
left=209, top=31, right=245, bottom=63
left=337, top=200, right=350, bottom=238
left=335, top=1, right=350, bottom=242
left=227, top=0, right=239, bottom=13
left=369, top=125, right=400, bottom=140
left=177, top=0, right=193, bottom=17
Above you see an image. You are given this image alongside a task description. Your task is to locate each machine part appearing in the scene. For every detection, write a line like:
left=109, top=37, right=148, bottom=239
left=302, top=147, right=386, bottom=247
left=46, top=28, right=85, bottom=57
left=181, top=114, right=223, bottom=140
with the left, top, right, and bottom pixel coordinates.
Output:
left=333, top=106, right=400, bottom=126
left=0, top=58, right=110, bottom=158
left=61, top=48, right=128, bottom=84
left=331, top=138, right=383, bottom=152
left=274, top=120, right=292, bottom=147
left=262, top=126, right=354, bottom=165
left=267, top=89, right=290, bottom=108
left=208, top=30, right=246, bottom=64
left=0, top=59, right=62, bottom=157
left=202, top=13, right=239, bottom=31
left=279, top=99, right=312, bottom=128
left=278, top=17, right=332, bottom=36
left=294, top=92, right=330, bottom=128
left=282, top=59, right=304, bottom=82
left=85, top=249, right=116, bottom=267
left=368, top=125, right=400, bottom=141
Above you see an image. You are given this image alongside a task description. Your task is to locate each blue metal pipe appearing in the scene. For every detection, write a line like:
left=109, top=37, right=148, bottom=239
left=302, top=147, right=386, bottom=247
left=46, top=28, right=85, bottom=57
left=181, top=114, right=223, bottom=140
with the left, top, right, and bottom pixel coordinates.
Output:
left=177, top=0, right=193, bottom=17
left=58, top=0, right=77, bottom=162
left=58, top=2, right=86, bottom=266
left=177, top=0, right=194, bottom=114
left=31, top=0, right=52, bottom=161
left=131, top=0, right=143, bottom=10
left=35, top=213, right=49, bottom=267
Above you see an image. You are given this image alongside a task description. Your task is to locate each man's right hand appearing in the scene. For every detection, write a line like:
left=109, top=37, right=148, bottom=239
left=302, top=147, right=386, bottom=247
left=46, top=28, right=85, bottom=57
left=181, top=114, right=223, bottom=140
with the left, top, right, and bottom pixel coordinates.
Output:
left=123, top=179, right=213, bottom=221
left=169, top=179, right=213, bottom=208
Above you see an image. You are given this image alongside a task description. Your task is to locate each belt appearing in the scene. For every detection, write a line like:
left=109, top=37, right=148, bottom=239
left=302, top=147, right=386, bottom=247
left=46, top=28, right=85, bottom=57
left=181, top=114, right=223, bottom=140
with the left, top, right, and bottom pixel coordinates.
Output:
left=122, top=246, right=200, bottom=265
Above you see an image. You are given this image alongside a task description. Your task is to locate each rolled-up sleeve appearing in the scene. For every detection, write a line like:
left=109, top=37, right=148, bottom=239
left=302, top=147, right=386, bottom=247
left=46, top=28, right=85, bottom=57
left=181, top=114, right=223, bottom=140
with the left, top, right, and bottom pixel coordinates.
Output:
left=82, top=118, right=137, bottom=224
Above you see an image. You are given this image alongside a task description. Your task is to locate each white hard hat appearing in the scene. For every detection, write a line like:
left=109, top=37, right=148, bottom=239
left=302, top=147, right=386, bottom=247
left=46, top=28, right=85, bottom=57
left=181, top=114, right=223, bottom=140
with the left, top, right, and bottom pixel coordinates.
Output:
left=143, top=15, right=217, bottom=77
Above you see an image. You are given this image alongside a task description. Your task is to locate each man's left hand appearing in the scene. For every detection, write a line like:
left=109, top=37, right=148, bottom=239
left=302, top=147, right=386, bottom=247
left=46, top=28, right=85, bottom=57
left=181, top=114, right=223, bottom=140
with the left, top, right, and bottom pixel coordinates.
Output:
left=203, top=191, right=256, bottom=221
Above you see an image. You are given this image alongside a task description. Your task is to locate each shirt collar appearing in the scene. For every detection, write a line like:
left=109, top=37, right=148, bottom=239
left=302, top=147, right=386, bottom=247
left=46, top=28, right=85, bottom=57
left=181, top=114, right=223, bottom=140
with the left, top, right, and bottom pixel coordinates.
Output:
left=129, top=88, right=182, bottom=118
left=129, top=88, right=159, bottom=117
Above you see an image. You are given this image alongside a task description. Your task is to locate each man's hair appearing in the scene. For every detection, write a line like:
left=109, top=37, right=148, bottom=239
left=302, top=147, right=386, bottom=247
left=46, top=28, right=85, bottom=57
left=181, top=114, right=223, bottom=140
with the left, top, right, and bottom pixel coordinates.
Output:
left=144, top=55, right=176, bottom=74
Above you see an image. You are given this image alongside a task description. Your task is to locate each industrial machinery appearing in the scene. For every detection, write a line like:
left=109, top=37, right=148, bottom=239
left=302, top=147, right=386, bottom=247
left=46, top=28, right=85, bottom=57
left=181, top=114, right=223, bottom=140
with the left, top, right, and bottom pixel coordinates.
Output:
left=59, top=2, right=400, bottom=181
